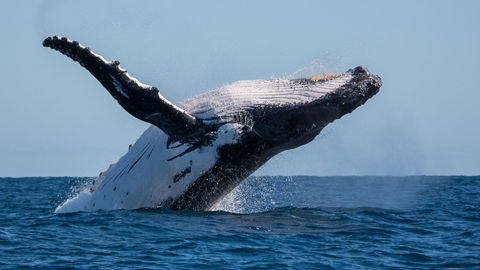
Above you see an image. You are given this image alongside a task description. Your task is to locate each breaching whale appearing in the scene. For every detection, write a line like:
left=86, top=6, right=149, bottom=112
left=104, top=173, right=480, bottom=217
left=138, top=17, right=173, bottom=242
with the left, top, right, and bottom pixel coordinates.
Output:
left=43, top=36, right=382, bottom=212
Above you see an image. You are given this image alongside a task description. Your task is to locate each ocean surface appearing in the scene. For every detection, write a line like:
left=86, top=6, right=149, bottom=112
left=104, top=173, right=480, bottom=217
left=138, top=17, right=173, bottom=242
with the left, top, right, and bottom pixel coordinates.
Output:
left=0, top=176, right=479, bottom=269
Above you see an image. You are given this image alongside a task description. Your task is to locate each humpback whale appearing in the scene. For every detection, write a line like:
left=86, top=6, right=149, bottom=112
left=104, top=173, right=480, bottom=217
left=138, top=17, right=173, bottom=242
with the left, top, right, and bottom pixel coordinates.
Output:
left=43, top=36, right=382, bottom=212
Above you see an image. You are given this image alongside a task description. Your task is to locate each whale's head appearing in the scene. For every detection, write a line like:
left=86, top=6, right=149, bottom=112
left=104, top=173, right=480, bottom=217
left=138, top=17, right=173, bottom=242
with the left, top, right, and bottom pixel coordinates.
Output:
left=252, top=66, right=381, bottom=153
left=187, top=66, right=382, bottom=156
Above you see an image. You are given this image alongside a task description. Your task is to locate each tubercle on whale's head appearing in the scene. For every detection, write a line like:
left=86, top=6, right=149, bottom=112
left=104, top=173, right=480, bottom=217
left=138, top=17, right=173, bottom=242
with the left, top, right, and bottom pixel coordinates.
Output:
left=255, top=66, right=382, bottom=152
left=318, top=66, right=382, bottom=119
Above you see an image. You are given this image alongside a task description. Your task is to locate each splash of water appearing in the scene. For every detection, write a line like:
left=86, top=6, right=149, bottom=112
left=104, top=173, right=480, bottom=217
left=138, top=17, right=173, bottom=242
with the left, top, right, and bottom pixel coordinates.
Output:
left=288, top=54, right=341, bottom=80
left=55, top=178, right=94, bottom=213
left=211, top=176, right=299, bottom=214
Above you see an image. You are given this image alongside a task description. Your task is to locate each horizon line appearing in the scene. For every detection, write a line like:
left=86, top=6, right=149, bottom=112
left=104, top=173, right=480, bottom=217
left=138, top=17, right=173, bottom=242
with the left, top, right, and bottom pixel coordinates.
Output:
left=0, top=174, right=479, bottom=179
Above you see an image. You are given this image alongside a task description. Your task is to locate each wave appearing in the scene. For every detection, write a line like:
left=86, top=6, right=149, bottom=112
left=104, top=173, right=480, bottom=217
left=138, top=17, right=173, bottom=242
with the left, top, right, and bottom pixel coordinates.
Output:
left=53, top=175, right=479, bottom=214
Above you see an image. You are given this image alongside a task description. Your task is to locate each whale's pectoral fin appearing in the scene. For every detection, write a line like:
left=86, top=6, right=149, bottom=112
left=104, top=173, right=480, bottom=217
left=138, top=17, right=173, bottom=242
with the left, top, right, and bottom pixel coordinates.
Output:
left=43, top=36, right=205, bottom=142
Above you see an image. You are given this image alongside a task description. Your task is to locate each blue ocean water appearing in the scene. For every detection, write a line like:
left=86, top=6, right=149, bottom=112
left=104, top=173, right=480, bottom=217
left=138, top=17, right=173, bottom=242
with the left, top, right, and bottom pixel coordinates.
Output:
left=0, top=176, right=479, bottom=269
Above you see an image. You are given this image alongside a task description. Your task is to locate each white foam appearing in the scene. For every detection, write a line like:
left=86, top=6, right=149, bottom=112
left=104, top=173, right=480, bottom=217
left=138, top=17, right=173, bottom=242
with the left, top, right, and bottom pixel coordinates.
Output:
left=55, top=189, right=93, bottom=213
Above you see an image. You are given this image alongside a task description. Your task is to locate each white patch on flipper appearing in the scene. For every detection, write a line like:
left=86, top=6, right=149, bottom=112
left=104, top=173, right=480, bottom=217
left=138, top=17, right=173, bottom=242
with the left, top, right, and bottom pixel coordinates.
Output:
left=109, top=75, right=129, bottom=99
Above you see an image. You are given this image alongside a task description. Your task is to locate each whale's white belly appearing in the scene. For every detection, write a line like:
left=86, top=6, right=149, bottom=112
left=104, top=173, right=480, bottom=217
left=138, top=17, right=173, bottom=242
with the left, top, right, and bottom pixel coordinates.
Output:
left=56, top=123, right=243, bottom=213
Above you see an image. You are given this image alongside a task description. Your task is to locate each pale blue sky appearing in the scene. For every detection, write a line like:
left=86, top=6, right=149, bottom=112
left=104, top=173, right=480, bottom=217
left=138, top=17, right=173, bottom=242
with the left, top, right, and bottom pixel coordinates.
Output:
left=1, top=0, right=479, bottom=177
